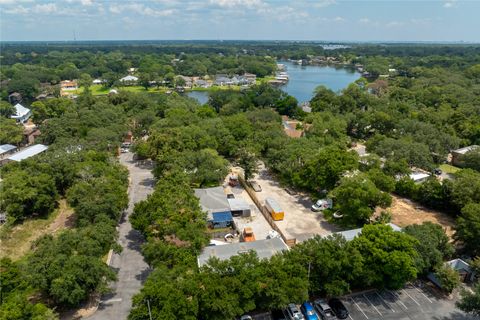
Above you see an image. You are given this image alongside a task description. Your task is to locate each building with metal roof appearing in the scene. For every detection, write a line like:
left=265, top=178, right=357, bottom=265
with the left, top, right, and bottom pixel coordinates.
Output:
left=8, top=144, right=48, bottom=162
left=197, top=238, right=289, bottom=267
left=11, top=103, right=31, bottom=123
left=0, top=144, right=17, bottom=156
left=334, top=223, right=402, bottom=241
left=227, top=198, right=251, bottom=217
left=194, top=186, right=231, bottom=214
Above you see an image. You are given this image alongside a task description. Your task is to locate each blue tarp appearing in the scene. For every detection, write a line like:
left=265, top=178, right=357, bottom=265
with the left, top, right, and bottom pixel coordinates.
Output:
left=210, top=211, right=233, bottom=229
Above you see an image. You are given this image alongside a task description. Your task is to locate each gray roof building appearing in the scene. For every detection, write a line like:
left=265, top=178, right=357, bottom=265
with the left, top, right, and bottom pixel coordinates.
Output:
left=194, top=186, right=230, bottom=215
left=0, top=144, right=17, bottom=156
left=8, top=144, right=48, bottom=162
left=334, top=223, right=401, bottom=241
left=198, top=238, right=289, bottom=267
left=11, top=103, right=31, bottom=123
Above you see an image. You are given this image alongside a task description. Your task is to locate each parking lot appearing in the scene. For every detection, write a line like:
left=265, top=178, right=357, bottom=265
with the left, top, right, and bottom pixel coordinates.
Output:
left=342, top=283, right=474, bottom=320
left=251, top=164, right=339, bottom=242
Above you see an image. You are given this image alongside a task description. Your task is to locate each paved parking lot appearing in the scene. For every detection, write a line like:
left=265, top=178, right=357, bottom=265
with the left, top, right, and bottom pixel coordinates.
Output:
left=252, top=164, right=339, bottom=242
left=342, top=283, right=475, bottom=320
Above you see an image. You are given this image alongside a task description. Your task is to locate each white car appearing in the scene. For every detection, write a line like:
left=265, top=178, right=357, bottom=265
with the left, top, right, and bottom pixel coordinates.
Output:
left=311, top=199, right=332, bottom=212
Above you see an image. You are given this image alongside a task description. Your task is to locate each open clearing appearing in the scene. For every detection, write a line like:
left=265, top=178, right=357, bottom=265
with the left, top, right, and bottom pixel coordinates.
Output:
left=377, top=195, right=456, bottom=238
left=0, top=199, right=75, bottom=260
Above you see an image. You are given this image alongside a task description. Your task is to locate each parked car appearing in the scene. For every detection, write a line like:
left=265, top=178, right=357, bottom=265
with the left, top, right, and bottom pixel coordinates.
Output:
left=434, top=168, right=442, bottom=175
left=240, top=316, right=253, bottom=320
left=313, top=299, right=336, bottom=320
left=328, top=298, right=348, bottom=319
left=285, top=303, right=305, bottom=320
left=300, top=302, right=320, bottom=320
left=249, top=180, right=262, bottom=192
left=120, top=148, right=129, bottom=153
left=311, top=199, right=332, bottom=212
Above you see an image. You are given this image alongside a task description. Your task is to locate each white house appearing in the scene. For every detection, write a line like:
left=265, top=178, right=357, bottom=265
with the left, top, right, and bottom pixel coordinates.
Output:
left=119, top=75, right=138, bottom=85
left=11, top=103, right=31, bottom=123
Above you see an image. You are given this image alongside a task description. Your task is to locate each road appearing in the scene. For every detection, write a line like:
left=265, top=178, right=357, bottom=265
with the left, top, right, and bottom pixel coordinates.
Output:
left=88, top=152, right=154, bottom=320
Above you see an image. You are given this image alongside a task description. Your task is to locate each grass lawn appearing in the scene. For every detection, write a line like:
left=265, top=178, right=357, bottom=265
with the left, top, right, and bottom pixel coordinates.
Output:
left=0, top=199, right=75, bottom=260
left=439, top=163, right=460, bottom=174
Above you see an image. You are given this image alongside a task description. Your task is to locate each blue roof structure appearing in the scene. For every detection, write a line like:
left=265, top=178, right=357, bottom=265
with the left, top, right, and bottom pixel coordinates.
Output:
left=212, top=211, right=233, bottom=223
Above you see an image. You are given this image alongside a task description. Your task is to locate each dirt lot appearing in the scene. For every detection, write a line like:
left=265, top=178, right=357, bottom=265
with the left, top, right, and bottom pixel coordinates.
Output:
left=0, top=199, right=75, bottom=260
left=376, top=195, right=456, bottom=238
left=251, top=164, right=339, bottom=243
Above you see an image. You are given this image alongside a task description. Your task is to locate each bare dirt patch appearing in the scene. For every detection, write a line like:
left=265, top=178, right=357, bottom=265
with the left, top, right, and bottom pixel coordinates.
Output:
left=376, top=195, right=456, bottom=238
left=0, top=199, right=75, bottom=260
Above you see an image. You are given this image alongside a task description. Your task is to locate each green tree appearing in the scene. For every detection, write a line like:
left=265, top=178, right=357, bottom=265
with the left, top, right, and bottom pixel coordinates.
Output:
left=78, top=73, right=93, bottom=91
left=235, top=147, right=258, bottom=181
left=454, top=203, right=480, bottom=256
left=457, top=284, right=480, bottom=317
left=404, top=222, right=454, bottom=275
left=0, top=101, right=15, bottom=118
left=351, top=224, right=418, bottom=289
left=0, top=118, right=23, bottom=145
left=449, top=169, right=480, bottom=209
left=463, top=149, right=480, bottom=172
left=434, top=264, right=460, bottom=294
left=330, top=174, right=392, bottom=226
left=7, top=78, right=40, bottom=100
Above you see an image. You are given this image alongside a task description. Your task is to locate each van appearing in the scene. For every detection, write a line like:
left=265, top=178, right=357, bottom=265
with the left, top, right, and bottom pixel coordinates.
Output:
left=265, top=198, right=284, bottom=221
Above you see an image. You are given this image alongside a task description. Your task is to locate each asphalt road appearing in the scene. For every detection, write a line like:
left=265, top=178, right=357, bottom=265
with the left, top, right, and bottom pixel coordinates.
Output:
left=88, top=152, right=154, bottom=320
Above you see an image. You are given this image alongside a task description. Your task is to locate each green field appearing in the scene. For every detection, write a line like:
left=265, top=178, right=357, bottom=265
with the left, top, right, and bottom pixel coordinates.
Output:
left=439, top=163, right=461, bottom=174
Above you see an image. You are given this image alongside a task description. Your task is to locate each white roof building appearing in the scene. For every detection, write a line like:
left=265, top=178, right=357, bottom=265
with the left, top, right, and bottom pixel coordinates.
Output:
left=409, top=172, right=430, bottom=183
left=0, top=144, right=17, bottom=156
left=8, top=144, right=48, bottom=162
left=120, top=75, right=138, bottom=82
left=334, top=223, right=402, bottom=241
left=11, top=103, right=31, bottom=123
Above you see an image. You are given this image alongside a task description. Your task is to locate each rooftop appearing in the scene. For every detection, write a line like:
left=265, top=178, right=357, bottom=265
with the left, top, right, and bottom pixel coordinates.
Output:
left=8, top=144, right=48, bottom=162
left=12, top=103, right=31, bottom=118
left=452, top=145, right=479, bottom=155
left=0, top=144, right=16, bottom=155
left=334, top=223, right=401, bottom=241
left=194, top=186, right=230, bottom=214
left=197, top=238, right=289, bottom=267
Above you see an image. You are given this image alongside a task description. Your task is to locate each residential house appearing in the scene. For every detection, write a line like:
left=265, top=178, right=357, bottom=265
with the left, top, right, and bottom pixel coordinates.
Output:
left=334, top=223, right=402, bottom=241
left=451, top=145, right=479, bottom=167
left=60, top=80, right=78, bottom=91
left=243, top=72, right=257, bottom=83
left=8, top=92, right=22, bottom=104
left=11, top=103, right=31, bottom=123
left=0, top=144, right=17, bottom=160
left=92, top=79, right=106, bottom=85
left=194, top=79, right=210, bottom=88
left=176, top=75, right=193, bottom=88
left=119, top=75, right=139, bottom=85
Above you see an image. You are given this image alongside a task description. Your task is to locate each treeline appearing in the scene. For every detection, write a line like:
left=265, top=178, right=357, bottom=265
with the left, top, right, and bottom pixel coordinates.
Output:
left=0, top=93, right=141, bottom=318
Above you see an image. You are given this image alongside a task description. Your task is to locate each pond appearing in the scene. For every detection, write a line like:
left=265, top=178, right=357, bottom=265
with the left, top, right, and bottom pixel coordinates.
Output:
left=186, top=61, right=360, bottom=104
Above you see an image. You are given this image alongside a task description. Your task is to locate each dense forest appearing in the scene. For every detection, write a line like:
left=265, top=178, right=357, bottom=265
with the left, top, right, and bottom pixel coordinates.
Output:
left=1, top=42, right=480, bottom=319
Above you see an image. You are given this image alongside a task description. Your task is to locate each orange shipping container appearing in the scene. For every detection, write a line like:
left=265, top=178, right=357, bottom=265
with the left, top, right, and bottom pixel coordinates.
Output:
left=265, top=198, right=284, bottom=221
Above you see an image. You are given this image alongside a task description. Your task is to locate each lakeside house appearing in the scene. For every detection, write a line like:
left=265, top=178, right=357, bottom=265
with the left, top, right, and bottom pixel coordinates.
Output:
left=60, top=80, right=78, bottom=91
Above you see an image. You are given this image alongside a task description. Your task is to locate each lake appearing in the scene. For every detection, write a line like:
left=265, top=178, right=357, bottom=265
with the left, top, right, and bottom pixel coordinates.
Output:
left=186, top=61, right=360, bottom=104
left=278, top=60, right=360, bottom=102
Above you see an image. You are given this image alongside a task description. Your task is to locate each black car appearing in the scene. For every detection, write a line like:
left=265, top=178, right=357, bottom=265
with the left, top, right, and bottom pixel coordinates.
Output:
left=434, top=168, right=442, bottom=175
left=328, top=298, right=348, bottom=319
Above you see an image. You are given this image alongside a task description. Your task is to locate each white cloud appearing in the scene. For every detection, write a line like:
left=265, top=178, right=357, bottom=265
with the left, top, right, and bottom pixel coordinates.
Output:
left=209, top=0, right=265, bottom=9
left=34, top=3, right=57, bottom=14
left=315, top=0, right=336, bottom=8
left=359, top=18, right=371, bottom=24
left=443, top=0, right=457, bottom=8
left=81, top=0, right=93, bottom=6
left=4, top=5, right=30, bottom=14
left=109, top=3, right=175, bottom=17
left=0, top=0, right=33, bottom=4
left=386, top=21, right=404, bottom=28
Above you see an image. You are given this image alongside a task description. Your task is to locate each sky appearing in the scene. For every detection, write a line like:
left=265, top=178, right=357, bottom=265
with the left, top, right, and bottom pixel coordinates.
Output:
left=0, top=0, right=479, bottom=42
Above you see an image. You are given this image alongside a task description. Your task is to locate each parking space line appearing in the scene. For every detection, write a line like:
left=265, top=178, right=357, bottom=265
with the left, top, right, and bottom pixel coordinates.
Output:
left=387, top=290, right=408, bottom=310
left=351, top=297, right=369, bottom=319
left=363, top=294, right=382, bottom=316
left=402, top=289, right=420, bottom=306
left=375, top=291, right=395, bottom=312
left=348, top=315, right=354, bottom=320
left=412, top=284, right=433, bottom=303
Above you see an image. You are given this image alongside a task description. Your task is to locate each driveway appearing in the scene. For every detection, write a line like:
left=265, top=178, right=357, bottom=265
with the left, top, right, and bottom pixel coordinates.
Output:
left=88, top=152, right=154, bottom=320
left=252, top=163, right=339, bottom=242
